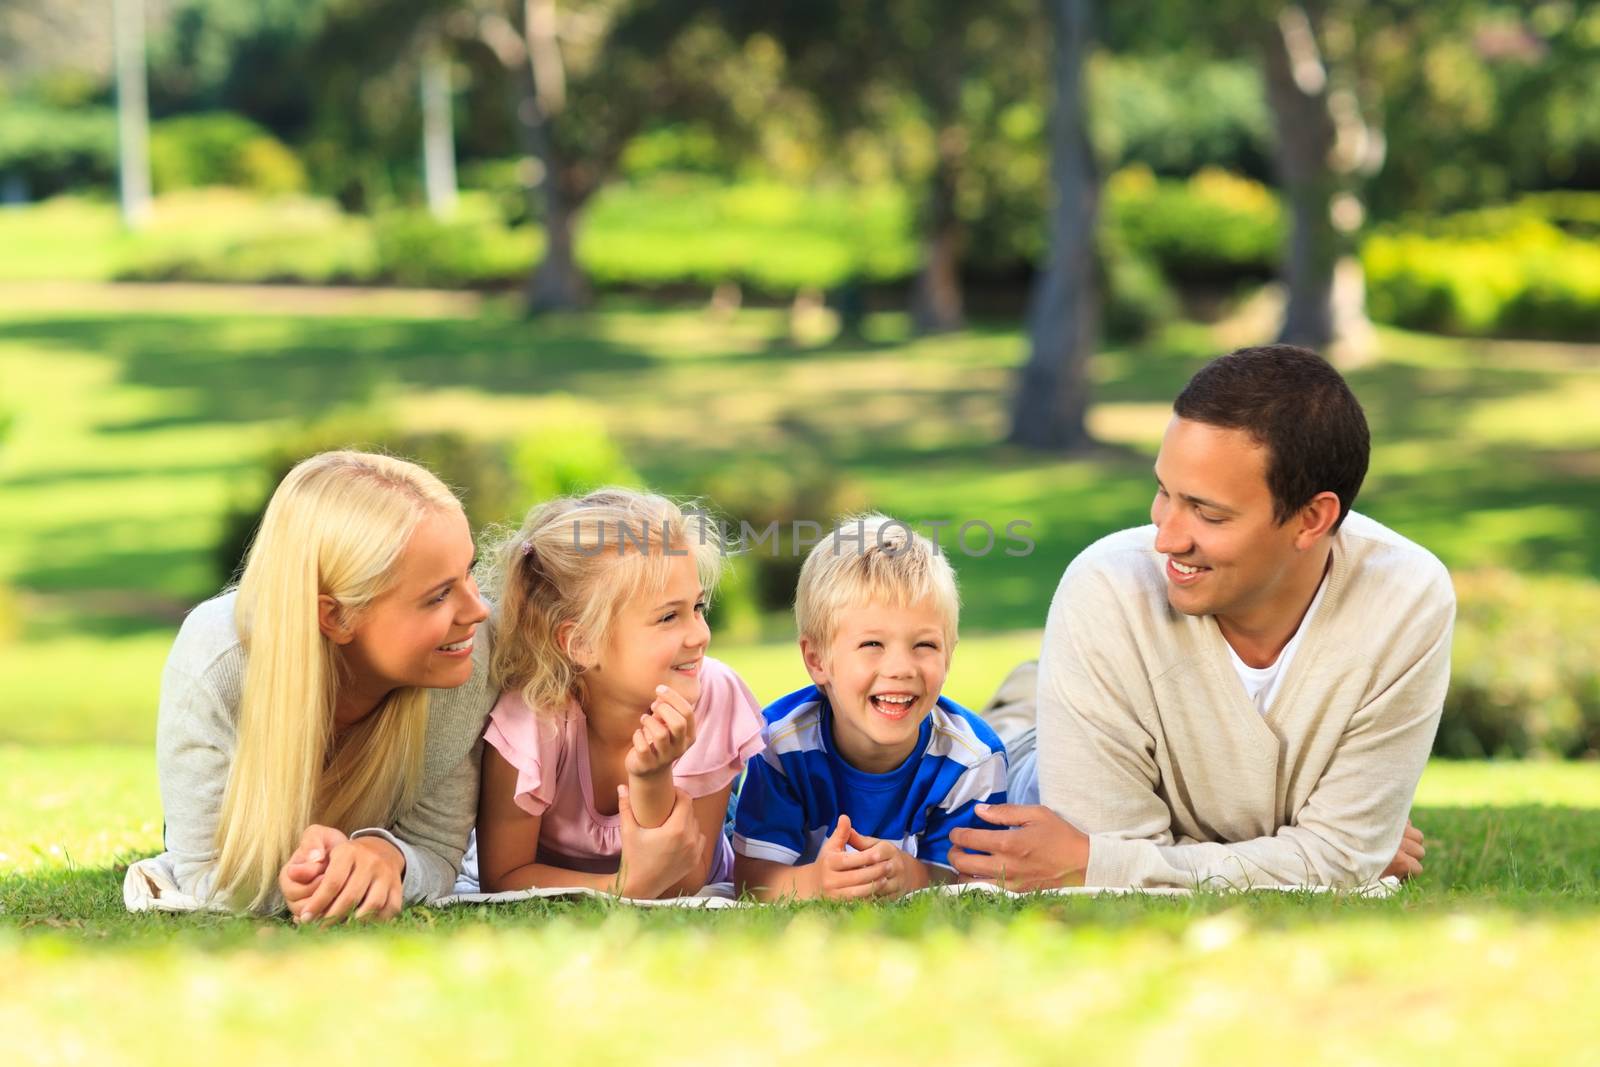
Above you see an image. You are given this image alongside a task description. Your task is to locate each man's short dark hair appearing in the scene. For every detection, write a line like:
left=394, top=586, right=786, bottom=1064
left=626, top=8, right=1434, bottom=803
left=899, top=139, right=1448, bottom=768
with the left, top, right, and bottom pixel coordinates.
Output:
left=1173, top=344, right=1369, bottom=531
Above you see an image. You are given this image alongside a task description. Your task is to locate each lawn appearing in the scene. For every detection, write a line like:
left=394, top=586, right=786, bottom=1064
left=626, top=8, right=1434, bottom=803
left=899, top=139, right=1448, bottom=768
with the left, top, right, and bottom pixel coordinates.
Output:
left=3, top=282, right=1599, bottom=1064
left=4, top=749, right=1599, bottom=1065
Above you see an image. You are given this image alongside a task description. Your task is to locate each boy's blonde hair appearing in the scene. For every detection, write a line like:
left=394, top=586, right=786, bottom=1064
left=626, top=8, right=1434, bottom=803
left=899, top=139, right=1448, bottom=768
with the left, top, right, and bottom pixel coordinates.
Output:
left=794, top=514, right=960, bottom=653
left=219, top=450, right=459, bottom=911
left=483, top=488, right=723, bottom=712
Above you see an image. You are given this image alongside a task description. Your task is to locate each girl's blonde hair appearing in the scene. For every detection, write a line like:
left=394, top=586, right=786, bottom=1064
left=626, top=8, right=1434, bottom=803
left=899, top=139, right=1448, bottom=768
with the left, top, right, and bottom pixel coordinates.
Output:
left=794, top=513, right=961, bottom=653
left=216, top=450, right=463, bottom=911
left=484, top=488, right=722, bottom=713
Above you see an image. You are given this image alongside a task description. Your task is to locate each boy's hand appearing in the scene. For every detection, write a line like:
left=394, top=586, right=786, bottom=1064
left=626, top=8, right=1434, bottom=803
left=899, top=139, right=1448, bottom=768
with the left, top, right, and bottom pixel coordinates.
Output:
left=624, top=684, right=698, bottom=778
left=812, top=815, right=896, bottom=900
left=845, top=826, right=930, bottom=899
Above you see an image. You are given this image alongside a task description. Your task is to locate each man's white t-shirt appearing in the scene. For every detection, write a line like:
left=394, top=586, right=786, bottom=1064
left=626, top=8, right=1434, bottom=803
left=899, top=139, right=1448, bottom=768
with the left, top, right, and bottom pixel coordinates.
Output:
left=1225, top=576, right=1330, bottom=715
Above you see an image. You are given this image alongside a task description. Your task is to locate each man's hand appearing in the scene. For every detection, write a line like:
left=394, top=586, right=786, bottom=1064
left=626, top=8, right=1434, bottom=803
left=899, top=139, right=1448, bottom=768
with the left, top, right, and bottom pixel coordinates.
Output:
left=946, top=803, right=1090, bottom=892
left=278, top=824, right=346, bottom=914
left=1381, top=819, right=1426, bottom=881
left=844, top=825, right=929, bottom=899
left=293, top=834, right=406, bottom=924
left=615, top=784, right=705, bottom=898
left=624, top=684, right=698, bottom=778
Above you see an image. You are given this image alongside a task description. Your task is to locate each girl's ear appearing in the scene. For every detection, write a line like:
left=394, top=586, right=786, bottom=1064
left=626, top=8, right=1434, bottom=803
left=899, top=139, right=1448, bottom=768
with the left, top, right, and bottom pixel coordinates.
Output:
left=317, top=594, right=355, bottom=645
left=799, top=636, right=830, bottom=687
left=557, top=620, right=598, bottom=671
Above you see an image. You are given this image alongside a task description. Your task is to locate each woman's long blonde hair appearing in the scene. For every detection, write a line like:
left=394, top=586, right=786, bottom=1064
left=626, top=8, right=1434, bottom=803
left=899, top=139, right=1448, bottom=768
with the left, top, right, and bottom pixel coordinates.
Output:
left=483, top=488, right=722, bottom=714
left=215, top=450, right=462, bottom=910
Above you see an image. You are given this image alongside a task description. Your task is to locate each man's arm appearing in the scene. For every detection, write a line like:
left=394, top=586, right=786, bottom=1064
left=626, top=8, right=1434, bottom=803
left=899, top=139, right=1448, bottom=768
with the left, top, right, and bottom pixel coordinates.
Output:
left=1051, top=587, right=1453, bottom=889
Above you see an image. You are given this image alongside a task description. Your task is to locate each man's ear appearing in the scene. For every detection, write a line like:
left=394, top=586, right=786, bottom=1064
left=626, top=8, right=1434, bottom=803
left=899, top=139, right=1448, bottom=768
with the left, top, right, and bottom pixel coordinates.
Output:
left=1295, top=491, right=1343, bottom=550
left=317, top=594, right=355, bottom=645
left=800, top=635, right=830, bottom=687
left=557, top=620, right=599, bottom=671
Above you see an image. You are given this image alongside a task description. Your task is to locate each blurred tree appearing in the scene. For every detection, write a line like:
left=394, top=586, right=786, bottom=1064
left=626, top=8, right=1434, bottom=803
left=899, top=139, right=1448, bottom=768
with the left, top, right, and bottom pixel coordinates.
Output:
left=1009, top=0, right=1097, bottom=450
left=311, top=0, right=750, bottom=312
left=715, top=0, right=1046, bottom=334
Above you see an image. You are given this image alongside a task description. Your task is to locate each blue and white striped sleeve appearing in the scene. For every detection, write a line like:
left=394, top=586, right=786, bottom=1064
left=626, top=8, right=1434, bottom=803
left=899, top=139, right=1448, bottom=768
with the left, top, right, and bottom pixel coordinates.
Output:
left=920, top=748, right=1009, bottom=870
left=731, top=750, right=808, bottom=865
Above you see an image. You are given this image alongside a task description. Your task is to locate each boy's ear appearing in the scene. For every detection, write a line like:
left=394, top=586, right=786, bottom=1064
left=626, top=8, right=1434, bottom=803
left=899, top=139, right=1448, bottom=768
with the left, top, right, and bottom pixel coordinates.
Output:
left=557, top=620, right=599, bottom=671
left=799, top=635, right=830, bottom=687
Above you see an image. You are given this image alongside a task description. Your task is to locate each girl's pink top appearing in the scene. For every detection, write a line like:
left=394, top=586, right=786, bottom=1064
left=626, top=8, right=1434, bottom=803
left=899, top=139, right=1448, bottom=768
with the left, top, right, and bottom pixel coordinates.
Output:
left=483, top=656, right=764, bottom=877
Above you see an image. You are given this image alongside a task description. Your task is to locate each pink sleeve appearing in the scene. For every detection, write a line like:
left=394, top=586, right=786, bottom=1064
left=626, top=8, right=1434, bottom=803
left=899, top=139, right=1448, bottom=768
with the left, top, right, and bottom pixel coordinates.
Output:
left=482, top=689, right=563, bottom=818
left=673, top=658, right=766, bottom=798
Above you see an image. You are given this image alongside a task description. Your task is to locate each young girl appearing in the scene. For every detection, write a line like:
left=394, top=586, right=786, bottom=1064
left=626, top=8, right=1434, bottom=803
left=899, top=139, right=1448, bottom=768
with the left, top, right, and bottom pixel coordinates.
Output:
left=474, top=489, right=764, bottom=898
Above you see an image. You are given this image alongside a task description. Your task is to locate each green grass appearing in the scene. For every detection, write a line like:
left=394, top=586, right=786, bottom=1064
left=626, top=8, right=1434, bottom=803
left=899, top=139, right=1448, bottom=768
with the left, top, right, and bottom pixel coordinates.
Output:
left=4, top=751, right=1599, bottom=1065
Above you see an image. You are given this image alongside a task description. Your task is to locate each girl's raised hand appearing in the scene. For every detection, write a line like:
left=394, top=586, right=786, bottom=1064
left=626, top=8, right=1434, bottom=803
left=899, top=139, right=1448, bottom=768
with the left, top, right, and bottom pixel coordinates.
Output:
left=624, top=684, right=698, bottom=777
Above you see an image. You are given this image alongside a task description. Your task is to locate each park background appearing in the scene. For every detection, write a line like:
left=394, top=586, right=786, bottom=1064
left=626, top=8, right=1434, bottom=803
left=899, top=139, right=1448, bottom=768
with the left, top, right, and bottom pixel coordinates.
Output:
left=2, top=2, right=1598, bottom=1064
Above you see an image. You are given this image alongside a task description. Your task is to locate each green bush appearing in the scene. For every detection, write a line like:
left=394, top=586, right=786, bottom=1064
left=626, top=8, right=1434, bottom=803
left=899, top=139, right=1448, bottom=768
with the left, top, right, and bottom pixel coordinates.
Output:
left=507, top=397, right=641, bottom=505
left=150, top=113, right=307, bottom=195
left=691, top=460, right=869, bottom=614
left=1361, top=193, right=1600, bottom=340
left=1439, top=570, right=1600, bottom=759
left=1105, top=166, right=1283, bottom=286
left=371, top=197, right=538, bottom=287
left=214, top=415, right=521, bottom=586
left=0, top=103, right=118, bottom=197
left=1100, top=236, right=1180, bottom=343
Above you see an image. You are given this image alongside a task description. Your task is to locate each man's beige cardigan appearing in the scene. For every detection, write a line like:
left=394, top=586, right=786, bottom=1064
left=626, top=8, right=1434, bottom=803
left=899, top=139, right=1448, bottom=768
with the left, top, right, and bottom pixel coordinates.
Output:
left=1037, top=512, right=1454, bottom=888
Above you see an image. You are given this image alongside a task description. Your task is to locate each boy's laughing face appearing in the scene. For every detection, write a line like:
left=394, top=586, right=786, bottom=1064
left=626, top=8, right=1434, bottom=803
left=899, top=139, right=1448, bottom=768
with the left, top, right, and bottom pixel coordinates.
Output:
left=801, top=597, right=953, bottom=775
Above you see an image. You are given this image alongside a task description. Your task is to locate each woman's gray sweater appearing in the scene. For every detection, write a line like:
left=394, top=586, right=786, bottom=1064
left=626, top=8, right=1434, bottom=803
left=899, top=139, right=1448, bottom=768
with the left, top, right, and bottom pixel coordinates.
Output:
left=153, top=592, right=494, bottom=912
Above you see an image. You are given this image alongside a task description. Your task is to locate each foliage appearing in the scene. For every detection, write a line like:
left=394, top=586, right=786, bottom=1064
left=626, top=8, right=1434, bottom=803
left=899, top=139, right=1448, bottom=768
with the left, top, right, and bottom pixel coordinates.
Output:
left=0, top=102, right=117, bottom=198
left=1362, top=197, right=1600, bottom=339
left=689, top=459, right=869, bottom=614
left=1441, top=570, right=1600, bottom=759
left=507, top=397, right=641, bottom=505
left=149, top=112, right=308, bottom=195
left=370, top=197, right=539, bottom=287
left=1105, top=165, right=1283, bottom=286
left=1091, top=55, right=1275, bottom=182
left=212, top=414, right=522, bottom=587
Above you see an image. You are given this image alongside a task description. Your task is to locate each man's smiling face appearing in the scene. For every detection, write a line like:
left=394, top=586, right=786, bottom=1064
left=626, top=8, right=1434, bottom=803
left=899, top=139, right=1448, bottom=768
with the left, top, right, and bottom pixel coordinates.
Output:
left=1150, top=416, right=1306, bottom=622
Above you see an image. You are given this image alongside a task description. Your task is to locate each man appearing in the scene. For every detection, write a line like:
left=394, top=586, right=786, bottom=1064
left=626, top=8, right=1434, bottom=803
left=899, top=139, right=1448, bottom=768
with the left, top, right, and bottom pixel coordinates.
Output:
left=949, top=345, right=1449, bottom=889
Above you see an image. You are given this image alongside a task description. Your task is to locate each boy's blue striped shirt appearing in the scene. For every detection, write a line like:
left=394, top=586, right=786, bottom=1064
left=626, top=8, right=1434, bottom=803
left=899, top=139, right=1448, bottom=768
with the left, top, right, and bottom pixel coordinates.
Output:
left=732, top=685, right=1008, bottom=870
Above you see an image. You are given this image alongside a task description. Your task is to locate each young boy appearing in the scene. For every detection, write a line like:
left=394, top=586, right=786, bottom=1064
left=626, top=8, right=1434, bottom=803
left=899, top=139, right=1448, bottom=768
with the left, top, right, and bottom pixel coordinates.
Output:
left=732, top=514, right=1008, bottom=900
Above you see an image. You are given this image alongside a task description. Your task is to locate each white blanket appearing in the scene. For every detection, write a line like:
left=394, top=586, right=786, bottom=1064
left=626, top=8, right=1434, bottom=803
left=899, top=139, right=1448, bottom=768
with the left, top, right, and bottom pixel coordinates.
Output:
left=124, top=855, right=1398, bottom=913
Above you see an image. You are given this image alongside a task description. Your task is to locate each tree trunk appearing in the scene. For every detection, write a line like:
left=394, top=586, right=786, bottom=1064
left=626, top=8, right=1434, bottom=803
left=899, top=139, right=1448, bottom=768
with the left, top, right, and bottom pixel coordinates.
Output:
left=113, top=0, right=151, bottom=229
left=510, top=0, right=587, bottom=312
left=1261, top=6, right=1338, bottom=349
left=526, top=183, right=589, bottom=310
left=421, top=36, right=458, bottom=220
left=911, top=131, right=965, bottom=334
left=1008, top=0, right=1097, bottom=451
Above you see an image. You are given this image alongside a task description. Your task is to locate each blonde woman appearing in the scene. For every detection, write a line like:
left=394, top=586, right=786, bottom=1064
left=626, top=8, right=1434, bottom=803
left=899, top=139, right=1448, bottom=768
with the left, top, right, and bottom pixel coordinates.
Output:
left=145, top=451, right=492, bottom=920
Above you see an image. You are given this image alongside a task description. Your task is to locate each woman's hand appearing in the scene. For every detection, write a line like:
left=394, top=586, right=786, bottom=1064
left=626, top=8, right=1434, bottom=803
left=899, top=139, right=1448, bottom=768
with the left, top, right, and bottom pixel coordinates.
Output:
left=623, top=684, right=698, bottom=779
left=289, top=833, right=407, bottom=924
left=278, top=823, right=346, bottom=913
left=615, top=784, right=705, bottom=898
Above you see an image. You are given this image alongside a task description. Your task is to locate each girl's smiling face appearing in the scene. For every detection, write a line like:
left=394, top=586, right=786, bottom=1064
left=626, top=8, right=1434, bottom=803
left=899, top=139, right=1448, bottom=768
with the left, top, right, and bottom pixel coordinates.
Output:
left=585, top=550, right=711, bottom=721
left=801, top=597, right=953, bottom=775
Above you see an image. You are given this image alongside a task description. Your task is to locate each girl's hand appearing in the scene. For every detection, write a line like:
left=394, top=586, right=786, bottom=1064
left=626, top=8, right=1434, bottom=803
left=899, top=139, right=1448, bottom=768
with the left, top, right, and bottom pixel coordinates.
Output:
left=278, top=824, right=346, bottom=912
left=615, top=784, right=705, bottom=898
left=293, top=836, right=406, bottom=924
left=623, top=684, right=698, bottom=778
